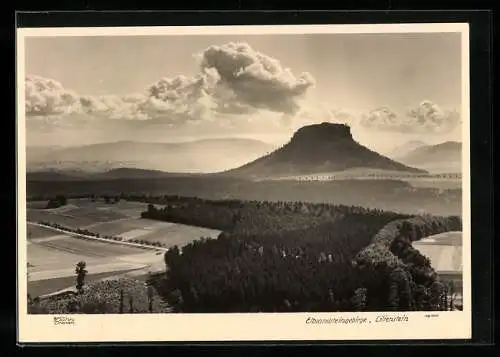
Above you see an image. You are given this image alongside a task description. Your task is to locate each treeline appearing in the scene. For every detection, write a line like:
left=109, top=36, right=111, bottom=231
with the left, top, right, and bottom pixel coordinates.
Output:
left=45, top=195, right=67, bottom=209
left=294, top=172, right=461, bottom=181
left=354, top=215, right=462, bottom=311
left=29, top=194, right=120, bottom=204
left=140, top=196, right=397, bottom=235
left=26, top=177, right=462, bottom=216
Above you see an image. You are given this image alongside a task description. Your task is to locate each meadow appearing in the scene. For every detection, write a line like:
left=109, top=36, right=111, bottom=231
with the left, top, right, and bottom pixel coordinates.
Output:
left=26, top=198, right=223, bottom=297
left=27, top=224, right=62, bottom=239
left=26, top=198, right=150, bottom=229
left=265, top=169, right=462, bottom=190
left=86, top=218, right=221, bottom=245
left=28, top=269, right=141, bottom=298
left=27, top=235, right=163, bottom=298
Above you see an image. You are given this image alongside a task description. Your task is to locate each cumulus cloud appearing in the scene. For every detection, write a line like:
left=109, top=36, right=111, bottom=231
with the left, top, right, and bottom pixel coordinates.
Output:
left=143, top=69, right=219, bottom=123
left=25, top=43, right=315, bottom=128
left=360, top=107, right=399, bottom=129
left=25, top=75, right=80, bottom=116
left=80, top=95, right=150, bottom=121
left=360, top=101, right=460, bottom=134
left=406, top=100, right=460, bottom=133
left=25, top=74, right=217, bottom=125
left=200, top=42, right=315, bottom=115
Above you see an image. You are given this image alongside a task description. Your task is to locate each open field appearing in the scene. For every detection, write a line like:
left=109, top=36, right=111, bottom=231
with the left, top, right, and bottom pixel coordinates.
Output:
left=33, top=236, right=149, bottom=258
left=76, top=217, right=170, bottom=237
left=265, top=171, right=461, bottom=190
left=27, top=228, right=165, bottom=297
left=28, top=269, right=139, bottom=297
left=69, top=198, right=148, bottom=217
left=413, top=231, right=463, bottom=307
left=27, top=224, right=63, bottom=239
left=27, top=198, right=222, bottom=247
left=404, top=178, right=461, bottom=190
left=28, top=235, right=151, bottom=277
left=25, top=199, right=219, bottom=296
left=26, top=199, right=149, bottom=229
left=27, top=200, right=50, bottom=209
left=27, top=208, right=127, bottom=229
left=413, top=231, right=462, bottom=273
left=89, top=218, right=222, bottom=245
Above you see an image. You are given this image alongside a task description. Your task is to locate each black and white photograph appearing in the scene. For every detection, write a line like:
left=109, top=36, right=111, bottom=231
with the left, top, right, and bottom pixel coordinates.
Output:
left=17, top=23, right=471, bottom=342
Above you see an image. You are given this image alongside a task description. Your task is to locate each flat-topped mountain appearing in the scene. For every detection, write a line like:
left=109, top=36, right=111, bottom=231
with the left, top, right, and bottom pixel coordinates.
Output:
left=222, top=123, right=426, bottom=178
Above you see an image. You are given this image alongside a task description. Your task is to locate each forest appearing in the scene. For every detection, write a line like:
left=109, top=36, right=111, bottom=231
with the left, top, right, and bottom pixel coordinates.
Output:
left=140, top=197, right=462, bottom=313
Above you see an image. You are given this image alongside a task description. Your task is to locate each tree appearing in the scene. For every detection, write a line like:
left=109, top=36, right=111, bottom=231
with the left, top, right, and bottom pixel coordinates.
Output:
left=147, top=283, right=154, bottom=313
left=351, top=288, right=367, bottom=311
left=58, top=195, right=67, bottom=205
left=67, top=298, right=79, bottom=313
left=147, top=204, right=156, bottom=214
left=119, top=289, right=124, bottom=314
left=75, top=261, right=88, bottom=293
left=128, top=295, right=134, bottom=313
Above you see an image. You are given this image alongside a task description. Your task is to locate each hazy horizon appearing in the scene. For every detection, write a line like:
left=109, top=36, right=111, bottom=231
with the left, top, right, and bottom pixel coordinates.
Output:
left=24, top=32, right=462, bottom=154
left=25, top=125, right=462, bottom=152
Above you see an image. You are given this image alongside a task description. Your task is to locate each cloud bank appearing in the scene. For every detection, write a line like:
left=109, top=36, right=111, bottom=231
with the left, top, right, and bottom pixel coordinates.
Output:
left=360, top=100, right=460, bottom=134
left=25, top=42, right=460, bottom=140
left=25, top=42, right=316, bottom=129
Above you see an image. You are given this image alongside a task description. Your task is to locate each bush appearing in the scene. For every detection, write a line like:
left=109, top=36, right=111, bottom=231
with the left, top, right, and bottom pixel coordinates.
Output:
left=29, top=278, right=170, bottom=314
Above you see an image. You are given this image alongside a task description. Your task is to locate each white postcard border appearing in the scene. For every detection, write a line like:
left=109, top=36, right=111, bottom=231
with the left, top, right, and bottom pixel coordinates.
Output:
left=16, top=22, right=472, bottom=343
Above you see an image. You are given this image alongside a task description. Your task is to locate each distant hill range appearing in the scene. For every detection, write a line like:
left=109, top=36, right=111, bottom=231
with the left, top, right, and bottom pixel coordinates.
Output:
left=26, top=124, right=434, bottom=182
left=394, top=141, right=462, bottom=173
left=220, top=123, right=426, bottom=179
left=25, top=168, right=201, bottom=182
left=26, top=138, right=274, bottom=174
left=387, top=140, right=428, bottom=158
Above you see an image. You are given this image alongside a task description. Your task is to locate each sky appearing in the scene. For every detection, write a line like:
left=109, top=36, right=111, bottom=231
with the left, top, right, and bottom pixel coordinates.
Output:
left=23, top=31, right=463, bottom=153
